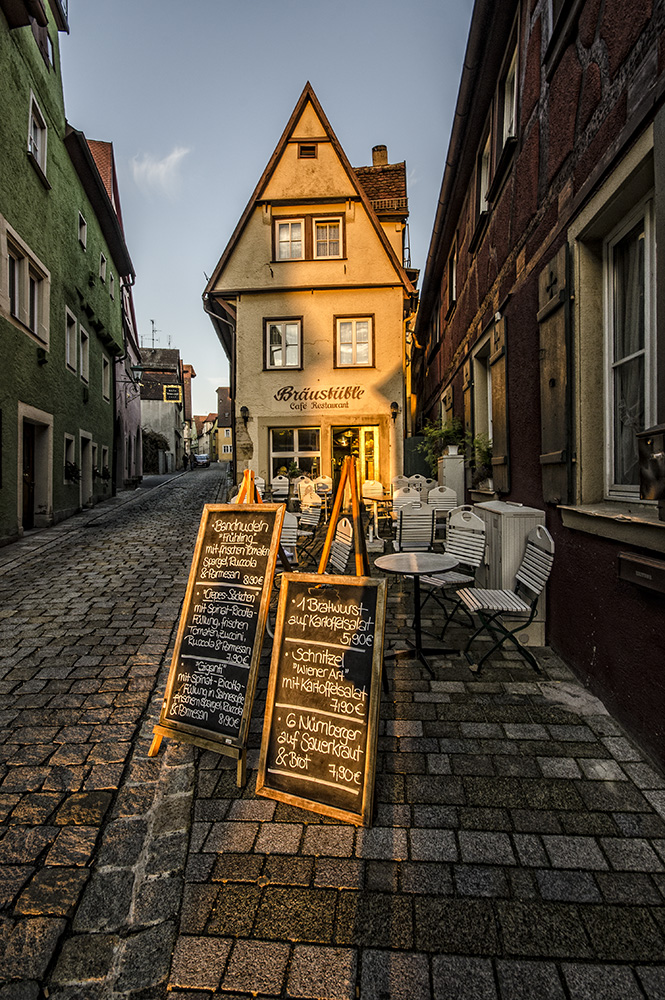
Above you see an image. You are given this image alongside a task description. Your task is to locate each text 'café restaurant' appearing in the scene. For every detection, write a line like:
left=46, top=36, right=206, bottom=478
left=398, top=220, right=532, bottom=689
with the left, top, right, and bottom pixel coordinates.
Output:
left=202, top=83, right=416, bottom=494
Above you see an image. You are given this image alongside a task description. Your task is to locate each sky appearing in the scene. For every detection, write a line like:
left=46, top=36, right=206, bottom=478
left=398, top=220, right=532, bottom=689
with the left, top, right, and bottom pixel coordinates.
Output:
left=60, top=0, right=474, bottom=417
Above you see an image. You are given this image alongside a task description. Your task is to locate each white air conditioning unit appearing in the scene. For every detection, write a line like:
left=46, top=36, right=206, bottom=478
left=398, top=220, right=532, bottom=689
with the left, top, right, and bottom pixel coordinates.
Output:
left=474, top=500, right=547, bottom=645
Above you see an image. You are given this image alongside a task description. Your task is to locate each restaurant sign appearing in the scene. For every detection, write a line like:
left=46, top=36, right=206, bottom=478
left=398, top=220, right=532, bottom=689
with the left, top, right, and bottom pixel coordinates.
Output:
left=274, top=384, right=365, bottom=412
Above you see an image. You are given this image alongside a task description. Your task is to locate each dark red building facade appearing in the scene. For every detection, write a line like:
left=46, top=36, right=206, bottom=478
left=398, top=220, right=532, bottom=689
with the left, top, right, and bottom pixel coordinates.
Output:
left=415, top=0, right=665, bottom=767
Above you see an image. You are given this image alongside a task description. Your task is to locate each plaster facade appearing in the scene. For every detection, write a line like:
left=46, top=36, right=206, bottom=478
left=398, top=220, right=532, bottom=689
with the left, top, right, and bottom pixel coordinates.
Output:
left=204, top=83, right=415, bottom=492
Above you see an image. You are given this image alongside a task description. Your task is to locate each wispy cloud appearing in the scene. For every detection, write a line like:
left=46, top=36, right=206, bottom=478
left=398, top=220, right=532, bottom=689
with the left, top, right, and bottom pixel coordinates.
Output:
left=131, top=146, right=190, bottom=197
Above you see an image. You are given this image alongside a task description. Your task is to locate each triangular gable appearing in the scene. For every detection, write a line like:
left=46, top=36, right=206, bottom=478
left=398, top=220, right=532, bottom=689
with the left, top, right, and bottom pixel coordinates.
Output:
left=204, top=82, right=414, bottom=296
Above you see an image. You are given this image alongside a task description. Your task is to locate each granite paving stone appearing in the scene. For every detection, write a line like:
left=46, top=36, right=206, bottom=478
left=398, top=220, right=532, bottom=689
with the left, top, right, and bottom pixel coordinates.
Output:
left=4, top=470, right=665, bottom=998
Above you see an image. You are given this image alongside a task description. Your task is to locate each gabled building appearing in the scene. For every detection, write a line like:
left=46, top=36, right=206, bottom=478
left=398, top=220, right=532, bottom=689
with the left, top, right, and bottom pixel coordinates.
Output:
left=415, top=0, right=665, bottom=766
left=203, top=82, right=416, bottom=492
left=0, top=0, right=136, bottom=544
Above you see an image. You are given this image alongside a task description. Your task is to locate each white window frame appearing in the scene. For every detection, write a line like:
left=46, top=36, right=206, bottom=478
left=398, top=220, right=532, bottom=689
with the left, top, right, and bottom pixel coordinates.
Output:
left=28, top=93, right=47, bottom=177
left=471, top=329, right=494, bottom=444
left=99, top=253, right=107, bottom=283
left=78, top=213, right=87, bottom=248
left=80, top=327, right=90, bottom=383
left=270, top=427, right=321, bottom=479
left=275, top=219, right=304, bottom=260
left=603, top=196, right=656, bottom=500
left=65, top=309, right=77, bottom=372
left=102, top=354, right=111, bottom=401
left=109, top=273, right=115, bottom=299
left=3, top=222, right=50, bottom=346
left=336, top=317, right=373, bottom=367
left=222, top=444, right=232, bottom=454
left=265, top=318, right=302, bottom=369
left=314, top=217, right=343, bottom=259
left=479, top=134, right=491, bottom=215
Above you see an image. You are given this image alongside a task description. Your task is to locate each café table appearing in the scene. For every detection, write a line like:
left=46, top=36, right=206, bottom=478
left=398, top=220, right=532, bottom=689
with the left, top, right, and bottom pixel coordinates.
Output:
left=374, top=551, right=459, bottom=675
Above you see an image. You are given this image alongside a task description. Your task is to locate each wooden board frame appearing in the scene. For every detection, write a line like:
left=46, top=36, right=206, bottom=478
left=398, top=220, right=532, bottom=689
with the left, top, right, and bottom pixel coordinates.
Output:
left=150, top=502, right=285, bottom=780
left=256, top=572, right=386, bottom=826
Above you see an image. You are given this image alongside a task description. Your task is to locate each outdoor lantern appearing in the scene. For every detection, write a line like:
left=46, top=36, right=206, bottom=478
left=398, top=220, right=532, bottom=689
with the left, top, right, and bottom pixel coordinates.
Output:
left=240, top=405, right=249, bottom=426
left=637, top=424, right=665, bottom=521
left=390, top=401, right=399, bottom=422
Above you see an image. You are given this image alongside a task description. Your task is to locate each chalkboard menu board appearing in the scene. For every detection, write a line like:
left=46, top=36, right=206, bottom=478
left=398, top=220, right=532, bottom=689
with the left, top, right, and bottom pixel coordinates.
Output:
left=256, top=573, right=386, bottom=825
left=154, top=504, right=285, bottom=758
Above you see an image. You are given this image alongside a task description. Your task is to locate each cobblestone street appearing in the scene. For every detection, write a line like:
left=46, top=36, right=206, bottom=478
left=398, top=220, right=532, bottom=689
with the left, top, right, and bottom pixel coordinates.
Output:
left=1, top=471, right=665, bottom=999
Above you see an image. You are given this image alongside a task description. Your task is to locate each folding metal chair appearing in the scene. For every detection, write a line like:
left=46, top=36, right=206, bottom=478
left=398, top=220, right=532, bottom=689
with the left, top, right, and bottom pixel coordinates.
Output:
left=393, top=503, right=436, bottom=552
left=451, top=524, right=555, bottom=673
left=419, top=505, right=485, bottom=623
left=296, top=500, right=323, bottom=566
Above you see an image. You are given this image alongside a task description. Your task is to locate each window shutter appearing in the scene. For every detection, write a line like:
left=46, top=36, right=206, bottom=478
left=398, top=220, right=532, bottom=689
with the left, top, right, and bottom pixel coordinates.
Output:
left=489, top=318, right=510, bottom=493
left=537, top=245, right=571, bottom=504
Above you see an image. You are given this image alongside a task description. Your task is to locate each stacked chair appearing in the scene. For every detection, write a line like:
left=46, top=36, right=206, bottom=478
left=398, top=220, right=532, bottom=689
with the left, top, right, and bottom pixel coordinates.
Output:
left=418, top=505, right=486, bottom=623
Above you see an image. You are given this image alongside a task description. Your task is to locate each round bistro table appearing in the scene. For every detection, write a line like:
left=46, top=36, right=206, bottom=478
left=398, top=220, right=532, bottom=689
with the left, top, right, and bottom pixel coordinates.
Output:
left=374, top=551, right=459, bottom=674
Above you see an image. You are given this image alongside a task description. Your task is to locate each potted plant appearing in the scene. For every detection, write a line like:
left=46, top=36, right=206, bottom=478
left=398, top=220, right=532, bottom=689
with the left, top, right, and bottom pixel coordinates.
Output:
left=65, top=461, right=81, bottom=483
left=419, top=418, right=467, bottom=476
left=471, top=433, right=493, bottom=491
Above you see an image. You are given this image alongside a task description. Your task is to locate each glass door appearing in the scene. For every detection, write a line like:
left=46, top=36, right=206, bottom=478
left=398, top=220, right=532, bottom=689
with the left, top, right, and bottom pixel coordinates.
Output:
left=331, top=425, right=379, bottom=494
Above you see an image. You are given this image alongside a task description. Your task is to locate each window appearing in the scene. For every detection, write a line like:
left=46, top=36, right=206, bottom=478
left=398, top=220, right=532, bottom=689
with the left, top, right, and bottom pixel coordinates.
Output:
left=222, top=444, right=232, bottom=454
left=101, top=445, right=109, bottom=477
left=28, top=267, right=41, bottom=334
left=270, top=427, right=321, bottom=478
left=501, top=47, right=517, bottom=146
left=65, top=310, right=77, bottom=371
left=298, top=143, right=317, bottom=159
left=265, top=318, right=302, bottom=369
left=478, top=134, right=491, bottom=216
left=102, top=355, right=111, bottom=400
left=336, top=317, right=373, bottom=367
left=314, top=218, right=342, bottom=259
left=276, top=220, right=303, bottom=260
left=472, top=332, right=494, bottom=444
left=28, top=95, right=47, bottom=178
left=80, top=327, right=89, bottom=382
left=109, top=273, right=114, bottom=299
left=99, top=253, right=107, bottom=283
left=4, top=228, right=50, bottom=344
left=78, top=213, right=87, bottom=248
left=604, top=200, right=655, bottom=497
left=447, top=243, right=457, bottom=316
left=224, top=428, right=231, bottom=438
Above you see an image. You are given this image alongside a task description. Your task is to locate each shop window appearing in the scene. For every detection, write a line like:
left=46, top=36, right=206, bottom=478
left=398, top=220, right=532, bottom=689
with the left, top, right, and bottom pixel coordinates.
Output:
left=314, top=218, right=342, bottom=258
left=335, top=316, right=373, bottom=367
left=275, top=219, right=303, bottom=260
left=270, top=427, right=321, bottom=478
left=265, top=318, right=302, bottom=369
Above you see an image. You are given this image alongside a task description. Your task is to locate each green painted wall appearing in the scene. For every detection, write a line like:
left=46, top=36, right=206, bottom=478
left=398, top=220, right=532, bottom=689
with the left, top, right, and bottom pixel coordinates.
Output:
left=1, top=10, right=126, bottom=544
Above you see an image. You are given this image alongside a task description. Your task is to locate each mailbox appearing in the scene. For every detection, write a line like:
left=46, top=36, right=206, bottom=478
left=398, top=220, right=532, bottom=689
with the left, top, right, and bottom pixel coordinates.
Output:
left=637, top=424, right=665, bottom=521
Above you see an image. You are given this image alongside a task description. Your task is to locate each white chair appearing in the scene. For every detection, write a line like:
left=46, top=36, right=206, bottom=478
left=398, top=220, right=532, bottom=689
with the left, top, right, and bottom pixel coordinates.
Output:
left=391, top=475, right=409, bottom=495
left=419, top=505, right=486, bottom=621
left=393, top=502, right=436, bottom=552
left=298, top=480, right=317, bottom=507
left=328, top=516, right=354, bottom=575
left=426, top=485, right=458, bottom=537
left=362, top=480, right=391, bottom=534
left=392, top=487, right=420, bottom=510
left=451, top=525, right=555, bottom=673
left=279, top=511, right=299, bottom=563
left=271, top=474, right=289, bottom=500
left=407, top=474, right=429, bottom=498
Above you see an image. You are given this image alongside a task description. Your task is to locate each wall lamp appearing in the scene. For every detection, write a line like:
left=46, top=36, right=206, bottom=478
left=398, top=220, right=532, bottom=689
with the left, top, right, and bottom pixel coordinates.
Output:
left=240, top=405, right=250, bottom=426
left=390, top=401, right=399, bottom=423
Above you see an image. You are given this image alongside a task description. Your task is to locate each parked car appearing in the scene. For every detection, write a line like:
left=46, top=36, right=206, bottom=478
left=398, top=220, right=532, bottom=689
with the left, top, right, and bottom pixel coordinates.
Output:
left=194, top=454, right=210, bottom=467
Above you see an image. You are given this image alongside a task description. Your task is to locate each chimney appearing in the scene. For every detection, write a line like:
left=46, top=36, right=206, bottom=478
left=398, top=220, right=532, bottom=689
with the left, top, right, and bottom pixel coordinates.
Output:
left=372, top=144, right=388, bottom=167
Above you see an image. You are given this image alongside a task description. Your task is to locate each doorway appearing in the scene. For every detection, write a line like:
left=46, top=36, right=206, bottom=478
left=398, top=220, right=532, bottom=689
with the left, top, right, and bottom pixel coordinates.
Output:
left=331, top=425, right=379, bottom=492
left=22, top=423, right=35, bottom=529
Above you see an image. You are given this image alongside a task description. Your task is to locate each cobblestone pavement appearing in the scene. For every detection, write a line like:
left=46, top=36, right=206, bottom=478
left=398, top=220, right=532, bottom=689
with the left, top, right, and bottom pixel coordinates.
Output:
left=1, top=475, right=665, bottom=999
